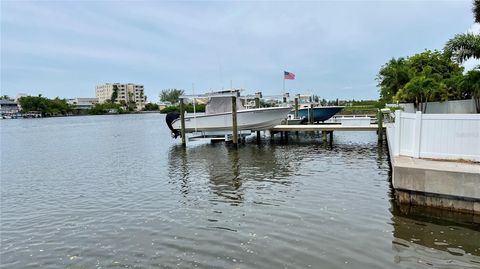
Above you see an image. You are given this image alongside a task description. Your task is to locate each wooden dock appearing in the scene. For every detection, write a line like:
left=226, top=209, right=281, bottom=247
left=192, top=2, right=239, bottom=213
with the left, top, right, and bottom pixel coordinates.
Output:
left=272, top=124, right=381, bottom=132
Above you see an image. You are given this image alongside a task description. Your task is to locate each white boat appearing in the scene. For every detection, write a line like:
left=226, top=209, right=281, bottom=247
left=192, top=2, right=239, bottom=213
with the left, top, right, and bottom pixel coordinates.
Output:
left=166, top=94, right=291, bottom=137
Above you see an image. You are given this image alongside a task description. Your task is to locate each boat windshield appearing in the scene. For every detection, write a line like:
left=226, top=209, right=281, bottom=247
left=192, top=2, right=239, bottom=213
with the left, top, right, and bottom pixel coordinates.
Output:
left=205, top=96, right=245, bottom=115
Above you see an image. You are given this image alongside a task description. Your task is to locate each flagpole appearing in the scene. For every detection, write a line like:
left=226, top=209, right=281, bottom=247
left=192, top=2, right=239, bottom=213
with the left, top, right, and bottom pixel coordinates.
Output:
left=282, top=71, right=285, bottom=95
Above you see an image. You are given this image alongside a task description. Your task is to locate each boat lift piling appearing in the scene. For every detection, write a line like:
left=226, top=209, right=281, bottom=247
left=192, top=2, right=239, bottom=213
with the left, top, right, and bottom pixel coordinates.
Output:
left=377, top=109, right=384, bottom=142
left=294, top=96, right=299, bottom=119
left=309, top=104, right=314, bottom=125
left=255, top=92, right=262, bottom=142
left=231, top=95, right=238, bottom=148
left=180, top=98, right=186, bottom=146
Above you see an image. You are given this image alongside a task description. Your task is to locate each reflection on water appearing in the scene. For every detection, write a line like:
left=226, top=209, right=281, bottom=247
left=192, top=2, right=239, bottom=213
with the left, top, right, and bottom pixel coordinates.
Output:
left=390, top=203, right=480, bottom=268
left=168, top=142, right=297, bottom=206
left=1, top=115, right=480, bottom=269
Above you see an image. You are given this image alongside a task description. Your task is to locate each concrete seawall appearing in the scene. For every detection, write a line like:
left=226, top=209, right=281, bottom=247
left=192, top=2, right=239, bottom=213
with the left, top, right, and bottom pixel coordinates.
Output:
left=386, top=123, right=480, bottom=214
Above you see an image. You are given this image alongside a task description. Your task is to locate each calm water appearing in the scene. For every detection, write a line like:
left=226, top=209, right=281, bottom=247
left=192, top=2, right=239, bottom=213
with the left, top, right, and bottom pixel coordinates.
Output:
left=1, top=114, right=479, bottom=269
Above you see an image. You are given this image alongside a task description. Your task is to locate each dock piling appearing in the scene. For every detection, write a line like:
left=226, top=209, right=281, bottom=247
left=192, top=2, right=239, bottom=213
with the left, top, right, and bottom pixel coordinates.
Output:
left=232, top=96, right=238, bottom=148
left=180, top=98, right=186, bottom=146
left=309, top=104, right=314, bottom=124
left=294, top=96, right=299, bottom=119
left=377, top=109, right=384, bottom=142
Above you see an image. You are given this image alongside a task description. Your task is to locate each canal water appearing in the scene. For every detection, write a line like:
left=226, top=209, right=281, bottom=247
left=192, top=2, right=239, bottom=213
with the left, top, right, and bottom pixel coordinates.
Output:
left=1, top=114, right=479, bottom=269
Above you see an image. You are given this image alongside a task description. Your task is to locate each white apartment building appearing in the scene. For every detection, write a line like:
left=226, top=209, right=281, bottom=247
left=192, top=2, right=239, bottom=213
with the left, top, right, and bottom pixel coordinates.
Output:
left=95, top=83, right=145, bottom=110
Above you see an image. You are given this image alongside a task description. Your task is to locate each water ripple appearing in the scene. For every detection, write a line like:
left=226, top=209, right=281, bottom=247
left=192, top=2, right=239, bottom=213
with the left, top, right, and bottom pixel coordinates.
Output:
left=1, top=114, right=479, bottom=268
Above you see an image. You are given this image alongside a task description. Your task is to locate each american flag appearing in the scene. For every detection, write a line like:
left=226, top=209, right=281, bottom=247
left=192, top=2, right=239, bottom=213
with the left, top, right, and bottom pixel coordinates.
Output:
left=284, top=71, right=295, bottom=80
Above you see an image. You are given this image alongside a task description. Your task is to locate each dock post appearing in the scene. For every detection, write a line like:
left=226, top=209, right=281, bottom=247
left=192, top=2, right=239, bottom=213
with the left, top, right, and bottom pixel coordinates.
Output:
left=280, top=131, right=284, bottom=141
left=180, top=98, right=186, bottom=146
left=256, top=131, right=261, bottom=143
left=232, top=96, right=238, bottom=147
left=285, top=131, right=289, bottom=143
left=329, top=131, right=333, bottom=142
left=309, top=104, right=314, bottom=124
left=377, top=109, right=383, bottom=142
left=294, top=96, right=299, bottom=119
left=322, top=131, right=327, bottom=142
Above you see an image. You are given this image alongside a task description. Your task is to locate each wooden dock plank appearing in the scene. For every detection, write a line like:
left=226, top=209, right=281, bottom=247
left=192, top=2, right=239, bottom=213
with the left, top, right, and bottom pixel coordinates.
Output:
left=272, top=124, right=381, bottom=132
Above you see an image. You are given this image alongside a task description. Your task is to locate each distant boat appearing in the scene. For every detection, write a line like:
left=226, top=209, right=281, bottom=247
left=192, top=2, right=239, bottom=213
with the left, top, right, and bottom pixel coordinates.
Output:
left=166, top=92, right=291, bottom=138
left=295, top=106, right=344, bottom=123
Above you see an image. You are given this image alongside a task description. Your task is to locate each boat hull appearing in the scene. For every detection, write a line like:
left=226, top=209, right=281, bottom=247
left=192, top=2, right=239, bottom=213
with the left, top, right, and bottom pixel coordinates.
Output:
left=171, top=107, right=292, bottom=132
left=296, top=107, right=343, bottom=122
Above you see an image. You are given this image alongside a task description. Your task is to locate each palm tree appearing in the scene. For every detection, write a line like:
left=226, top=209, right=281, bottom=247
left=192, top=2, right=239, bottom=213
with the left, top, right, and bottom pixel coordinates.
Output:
left=376, top=57, right=411, bottom=102
left=474, top=0, right=479, bottom=23
left=444, top=33, right=480, bottom=64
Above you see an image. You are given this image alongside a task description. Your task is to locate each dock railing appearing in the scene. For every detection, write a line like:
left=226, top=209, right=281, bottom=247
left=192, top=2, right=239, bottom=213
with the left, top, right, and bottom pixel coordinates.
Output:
left=387, top=110, right=480, bottom=162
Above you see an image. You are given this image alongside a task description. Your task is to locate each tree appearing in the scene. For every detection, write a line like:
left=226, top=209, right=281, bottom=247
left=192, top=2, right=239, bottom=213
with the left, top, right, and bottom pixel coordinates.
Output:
left=395, top=72, right=447, bottom=112
left=460, top=68, right=480, bottom=112
left=378, top=50, right=464, bottom=108
left=143, top=103, right=159, bottom=111
left=0, top=95, right=12, bottom=100
left=473, top=0, right=479, bottom=23
left=110, top=85, right=119, bottom=103
left=18, top=96, right=72, bottom=116
left=376, top=57, right=411, bottom=102
left=444, top=33, right=480, bottom=64
left=160, top=89, right=184, bottom=104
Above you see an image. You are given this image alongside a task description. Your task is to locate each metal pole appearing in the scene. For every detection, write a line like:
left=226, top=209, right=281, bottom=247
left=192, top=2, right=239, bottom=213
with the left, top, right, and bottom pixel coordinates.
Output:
left=232, top=96, right=238, bottom=147
left=192, top=83, right=197, bottom=132
left=180, top=98, right=186, bottom=146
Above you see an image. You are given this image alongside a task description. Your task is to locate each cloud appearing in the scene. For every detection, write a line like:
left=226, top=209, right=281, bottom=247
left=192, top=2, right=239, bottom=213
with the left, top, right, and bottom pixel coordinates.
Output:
left=1, top=1, right=475, bottom=100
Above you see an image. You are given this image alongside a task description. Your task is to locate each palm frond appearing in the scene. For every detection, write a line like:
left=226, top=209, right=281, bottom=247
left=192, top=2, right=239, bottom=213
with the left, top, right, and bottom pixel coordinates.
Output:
left=474, top=0, right=480, bottom=23
left=444, top=33, right=480, bottom=63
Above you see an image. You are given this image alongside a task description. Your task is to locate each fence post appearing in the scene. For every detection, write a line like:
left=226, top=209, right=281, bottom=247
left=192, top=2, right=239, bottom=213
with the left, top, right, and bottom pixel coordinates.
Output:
left=394, top=110, right=401, bottom=156
left=413, top=111, right=422, bottom=158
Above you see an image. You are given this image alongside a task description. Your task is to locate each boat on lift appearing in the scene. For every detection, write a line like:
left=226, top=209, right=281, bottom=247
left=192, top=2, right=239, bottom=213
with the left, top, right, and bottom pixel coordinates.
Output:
left=296, top=106, right=344, bottom=123
left=166, top=90, right=291, bottom=138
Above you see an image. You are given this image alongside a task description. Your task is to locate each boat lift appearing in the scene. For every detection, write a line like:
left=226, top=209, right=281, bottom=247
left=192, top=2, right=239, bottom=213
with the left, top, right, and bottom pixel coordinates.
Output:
left=177, top=90, right=263, bottom=146
left=174, top=90, right=295, bottom=145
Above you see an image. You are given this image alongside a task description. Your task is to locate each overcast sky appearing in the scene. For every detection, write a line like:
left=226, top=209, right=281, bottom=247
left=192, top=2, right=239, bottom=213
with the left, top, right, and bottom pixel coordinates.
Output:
left=1, top=1, right=478, bottom=101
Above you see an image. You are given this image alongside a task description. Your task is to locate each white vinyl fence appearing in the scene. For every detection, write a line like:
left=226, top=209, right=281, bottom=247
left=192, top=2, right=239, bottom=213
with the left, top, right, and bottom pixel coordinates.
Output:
left=387, top=99, right=478, bottom=114
left=387, top=111, right=480, bottom=162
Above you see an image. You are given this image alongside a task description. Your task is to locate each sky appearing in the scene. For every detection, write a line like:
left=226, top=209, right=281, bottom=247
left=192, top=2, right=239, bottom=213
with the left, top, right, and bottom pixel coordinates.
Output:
left=1, top=0, right=478, bottom=101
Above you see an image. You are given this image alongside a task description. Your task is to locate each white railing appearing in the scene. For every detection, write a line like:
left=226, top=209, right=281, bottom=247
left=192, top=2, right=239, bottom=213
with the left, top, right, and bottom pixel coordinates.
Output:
left=388, top=111, right=480, bottom=162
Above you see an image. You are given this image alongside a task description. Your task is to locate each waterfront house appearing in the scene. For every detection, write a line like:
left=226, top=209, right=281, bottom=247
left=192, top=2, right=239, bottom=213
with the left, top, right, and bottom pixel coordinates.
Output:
left=0, top=99, right=19, bottom=116
left=67, top=98, right=99, bottom=110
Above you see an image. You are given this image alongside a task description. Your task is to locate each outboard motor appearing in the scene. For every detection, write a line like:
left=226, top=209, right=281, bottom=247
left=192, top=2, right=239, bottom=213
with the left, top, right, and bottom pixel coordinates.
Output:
left=165, top=112, right=181, bottom=138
